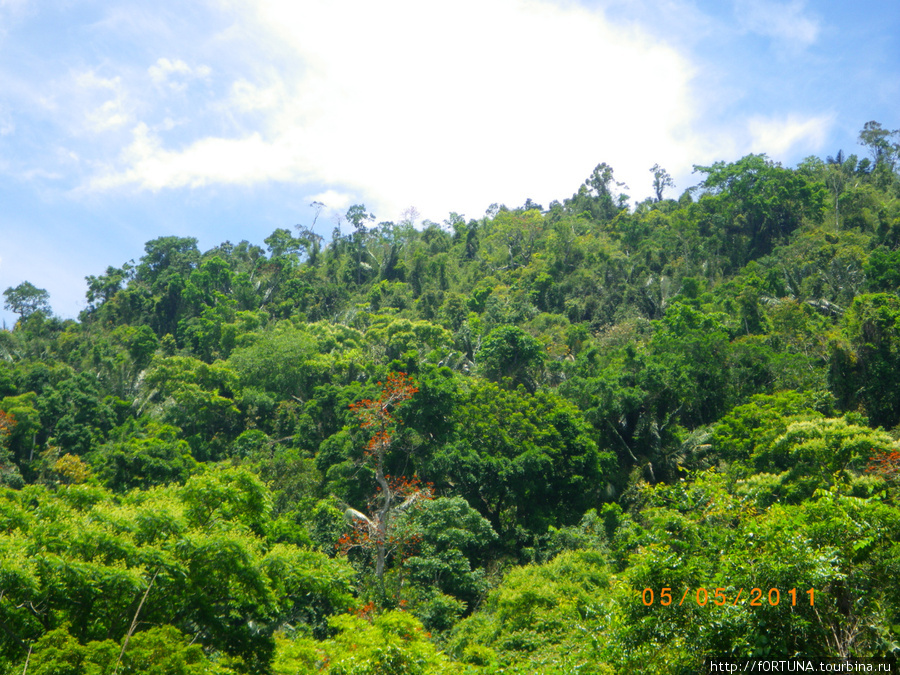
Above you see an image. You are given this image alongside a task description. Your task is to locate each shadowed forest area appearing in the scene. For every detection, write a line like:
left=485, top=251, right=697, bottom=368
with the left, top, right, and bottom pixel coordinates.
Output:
left=2, top=122, right=900, bottom=673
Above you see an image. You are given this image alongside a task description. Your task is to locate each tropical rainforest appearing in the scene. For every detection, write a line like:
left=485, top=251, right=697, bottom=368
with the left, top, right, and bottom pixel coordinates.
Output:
left=2, top=121, right=900, bottom=674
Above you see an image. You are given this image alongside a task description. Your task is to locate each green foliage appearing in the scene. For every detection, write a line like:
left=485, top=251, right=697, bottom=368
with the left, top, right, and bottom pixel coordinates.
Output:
left=0, top=392, right=41, bottom=469
left=435, top=380, right=610, bottom=543
left=865, top=247, right=900, bottom=293
left=3, top=281, right=52, bottom=319
left=91, top=419, right=198, bottom=491
left=564, top=162, right=628, bottom=223
left=142, top=355, right=240, bottom=459
left=180, top=466, right=271, bottom=535
left=693, top=154, right=827, bottom=268
left=476, top=325, right=545, bottom=392
left=649, top=301, right=734, bottom=426
left=22, top=624, right=226, bottom=675
left=448, top=550, right=613, bottom=673
left=228, top=324, right=320, bottom=400
left=830, top=293, right=900, bottom=428
left=36, top=371, right=120, bottom=456
left=713, top=390, right=830, bottom=465
left=290, top=611, right=452, bottom=675
left=397, top=496, right=497, bottom=625
left=3, top=129, right=900, bottom=672
left=858, top=120, right=900, bottom=170
left=0, top=475, right=354, bottom=673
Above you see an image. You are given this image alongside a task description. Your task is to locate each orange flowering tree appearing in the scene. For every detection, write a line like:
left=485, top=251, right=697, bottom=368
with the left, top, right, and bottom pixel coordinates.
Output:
left=342, top=373, right=432, bottom=582
left=866, top=448, right=900, bottom=482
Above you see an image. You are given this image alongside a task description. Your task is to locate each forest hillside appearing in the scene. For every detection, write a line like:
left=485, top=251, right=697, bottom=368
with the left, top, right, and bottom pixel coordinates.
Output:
left=2, top=122, right=900, bottom=674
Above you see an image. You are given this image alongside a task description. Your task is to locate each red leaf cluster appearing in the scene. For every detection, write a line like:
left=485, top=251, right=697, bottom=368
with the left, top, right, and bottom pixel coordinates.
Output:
left=349, top=374, right=418, bottom=441
left=0, top=410, right=15, bottom=437
left=355, top=600, right=376, bottom=622
left=376, top=474, right=435, bottom=502
left=866, top=448, right=900, bottom=481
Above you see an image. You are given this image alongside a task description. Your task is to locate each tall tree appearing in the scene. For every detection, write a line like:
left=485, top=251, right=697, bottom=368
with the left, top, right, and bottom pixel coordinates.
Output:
left=650, top=163, right=675, bottom=202
left=344, top=373, right=431, bottom=581
left=858, top=120, right=899, bottom=170
left=694, top=154, right=827, bottom=266
left=3, top=281, right=51, bottom=318
left=565, top=162, right=629, bottom=222
left=346, top=204, right=376, bottom=285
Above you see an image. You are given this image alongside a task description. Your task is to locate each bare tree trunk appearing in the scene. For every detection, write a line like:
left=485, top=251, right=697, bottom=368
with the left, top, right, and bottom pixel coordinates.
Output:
left=113, top=569, right=158, bottom=675
left=21, top=645, right=31, bottom=675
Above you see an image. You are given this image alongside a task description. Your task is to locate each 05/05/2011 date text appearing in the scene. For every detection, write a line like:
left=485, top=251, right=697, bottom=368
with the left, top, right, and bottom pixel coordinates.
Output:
left=641, top=588, right=815, bottom=607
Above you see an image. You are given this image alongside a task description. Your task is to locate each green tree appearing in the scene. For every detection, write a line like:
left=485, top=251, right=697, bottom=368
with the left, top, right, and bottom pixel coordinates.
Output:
left=0, top=392, right=41, bottom=468
left=91, top=420, right=198, bottom=491
left=3, top=281, right=51, bottom=319
left=477, top=325, right=545, bottom=392
left=264, top=228, right=305, bottom=259
left=142, top=355, right=240, bottom=460
left=37, top=371, right=120, bottom=456
left=830, top=294, right=900, bottom=428
left=649, top=301, right=734, bottom=426
left=448, top=550, right=612, bottom=672
left=858, top=120, right=899, bottom=170
left=228, top=324, right=320, bottom=401
left=693, top=154, right=827, bottom=266
left=346, top=204, right=376, bottom=286
left=436, top=380, right=609, bottom=542
left=85, top=264, right=134, bottom=311
left=136, top=236, right=201, bottom=291
left=865, top=247, right=900, bottom=293
left=650, top=163, right=675, bottom=202
left=484, top=209, right=545, bottom=270
left=20, top=624, right=224, bottom=675
left=565, top=162, right=629, bottom=222
left=282, top=611, right=452, bottom=675
left=397, top=496, right=497, bottom=627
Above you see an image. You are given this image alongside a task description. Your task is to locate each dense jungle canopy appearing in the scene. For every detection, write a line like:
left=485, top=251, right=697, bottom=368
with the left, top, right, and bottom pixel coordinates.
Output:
left=2, top=122, right=900, bottom=673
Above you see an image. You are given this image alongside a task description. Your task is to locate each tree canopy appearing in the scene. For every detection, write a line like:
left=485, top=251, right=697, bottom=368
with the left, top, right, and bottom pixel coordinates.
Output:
left=2, top=122, right=900, bottom=673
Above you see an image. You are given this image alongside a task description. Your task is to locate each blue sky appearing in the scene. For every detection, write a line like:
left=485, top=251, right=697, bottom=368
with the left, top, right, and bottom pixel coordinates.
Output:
left=0, top=0, right=898, bottom=325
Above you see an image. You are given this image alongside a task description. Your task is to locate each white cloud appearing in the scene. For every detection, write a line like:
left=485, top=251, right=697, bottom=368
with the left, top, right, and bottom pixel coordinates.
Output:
left=745, top=113, right=832, bottom=157
left=87, top=0, right=701, bottom=218
left=73, top=70, right=131, bottom=131
left=306, top=190, right=354, bottom=223
left=230, top=79, right=284, bottom=112
left=148, top=57, right=211, bottom=92
left=734, top=0, right=819, bottom=49
left=90, top=122, right=306, bottom=190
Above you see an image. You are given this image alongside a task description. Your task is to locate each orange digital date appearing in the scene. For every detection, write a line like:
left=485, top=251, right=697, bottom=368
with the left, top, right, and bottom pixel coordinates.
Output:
left=640, top=587, right=815, bottom=607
